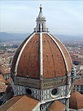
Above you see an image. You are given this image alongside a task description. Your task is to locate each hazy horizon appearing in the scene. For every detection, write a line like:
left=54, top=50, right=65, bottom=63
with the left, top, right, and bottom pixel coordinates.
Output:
left=0, top=32, right=83, bottom=43
left=0, top=32, right=83, bottom=36
left=0, top=1, right=83, bottom=36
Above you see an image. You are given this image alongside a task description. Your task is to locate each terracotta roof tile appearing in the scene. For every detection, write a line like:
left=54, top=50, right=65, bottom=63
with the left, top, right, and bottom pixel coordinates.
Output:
left=11, top=33, right=72, bottom=79
left=11, top=32, right=34, bottom=74
left=43, top=34, right=67, bottom=78
left=69, top=91, right=83, bottom=109
left=47, top=100, right=65, bottom=111
left=0, top=65, right=10, bottom=74
left=17, top=34, right=40, bottom=79
left=0, top=74, right=5, bottom=83
left=52, top=35, right=72, bottom=73
left=0, top=96, right=22, bottom=111
left=0, top=95, right=39, bottom=111
left=74, top=79, right=83, bottom=86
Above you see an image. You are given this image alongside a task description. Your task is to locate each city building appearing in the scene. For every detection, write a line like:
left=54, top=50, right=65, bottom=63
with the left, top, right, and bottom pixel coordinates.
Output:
left=74, top=79, right=83, bottom=94
left=0, top=74, right=7, bottom=97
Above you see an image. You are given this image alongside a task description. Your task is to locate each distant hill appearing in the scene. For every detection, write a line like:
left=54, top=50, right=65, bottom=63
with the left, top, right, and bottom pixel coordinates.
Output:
left=55, top=34, right=83, bottom=42
left=0, top=32, right=29, bottom=41
left=0, top=32, right=83, bottom=42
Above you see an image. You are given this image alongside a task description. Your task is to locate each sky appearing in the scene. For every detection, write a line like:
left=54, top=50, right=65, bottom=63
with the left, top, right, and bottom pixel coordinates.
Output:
left=0, top=0, right=83, bottom=35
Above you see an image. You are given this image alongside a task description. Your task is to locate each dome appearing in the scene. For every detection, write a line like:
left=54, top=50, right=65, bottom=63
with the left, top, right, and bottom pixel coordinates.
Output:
left=11, top=5, right=72, bottom=90
left=11, top=33, right=72, bottom=79
left=0, top=6, right=74, bottom=111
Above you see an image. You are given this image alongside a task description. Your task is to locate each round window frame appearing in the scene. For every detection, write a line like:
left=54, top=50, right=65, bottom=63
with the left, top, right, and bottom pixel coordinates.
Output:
left=51, top=88, right=57, bottom=95
left=51, top=88, right=59, bottom=98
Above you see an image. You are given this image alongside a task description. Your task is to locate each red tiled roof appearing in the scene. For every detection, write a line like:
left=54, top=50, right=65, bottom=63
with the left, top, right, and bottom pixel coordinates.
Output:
left=43, top=34, right=67, bottom=78
left=0, top=74, right=5, bottom=83
left=74, top=79, right=83, bottom=86
left=11, top=33, right=72, bottom=79
left=0, top=95, right=39, bottom=111
left=47, top=100, right=65, bottom=111
left=17, top=34, right=40, bottom=78
left=69, top=91, right=83, bottom=109
left=0, top=96, right=22, bottom=111
left=0, top=65, right=10, bottom=74
left=52, top=35, right=72, bottom=73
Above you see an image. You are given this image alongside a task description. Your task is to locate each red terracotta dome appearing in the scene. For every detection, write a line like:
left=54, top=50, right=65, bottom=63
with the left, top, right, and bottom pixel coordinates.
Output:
left=11, top=6, right=72, bottom=80
left=11, top=32, right=72, bottom=79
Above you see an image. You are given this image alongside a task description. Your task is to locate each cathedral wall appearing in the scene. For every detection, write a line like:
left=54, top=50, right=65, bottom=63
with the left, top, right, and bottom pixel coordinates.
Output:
left=13, top=84, right=70, bottom=102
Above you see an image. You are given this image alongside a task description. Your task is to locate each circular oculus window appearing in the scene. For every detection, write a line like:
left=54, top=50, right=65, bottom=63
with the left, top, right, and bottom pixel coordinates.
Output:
left=51, top=88, right=59, bottom=98
left=51, top=88, right=57, bottom=95
left=26, top=89, right=32, bottom=95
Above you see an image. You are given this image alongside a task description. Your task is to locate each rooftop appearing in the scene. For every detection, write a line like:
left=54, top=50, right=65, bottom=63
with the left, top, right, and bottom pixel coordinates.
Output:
left=0, top=95, right=39, bottom=111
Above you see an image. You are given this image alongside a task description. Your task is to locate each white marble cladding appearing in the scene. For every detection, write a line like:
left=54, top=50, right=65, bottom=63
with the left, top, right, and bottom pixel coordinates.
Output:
left=13, top=84, right=69, bottom=102
left=40, top=85, right=69, bottom=102
left=33, top=103, right=40, bottom=111
left=13, top=85, right=26, bottom=96
left=40, top=102, right=51, bottom=111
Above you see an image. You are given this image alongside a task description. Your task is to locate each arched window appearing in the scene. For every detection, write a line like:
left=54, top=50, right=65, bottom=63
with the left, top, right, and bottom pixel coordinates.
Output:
left=39, top=24, right=40, bottom=32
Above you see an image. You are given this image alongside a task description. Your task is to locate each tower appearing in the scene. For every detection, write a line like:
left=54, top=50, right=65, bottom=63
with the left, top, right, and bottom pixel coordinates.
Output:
left=10, top=5, right=74, bottom=111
